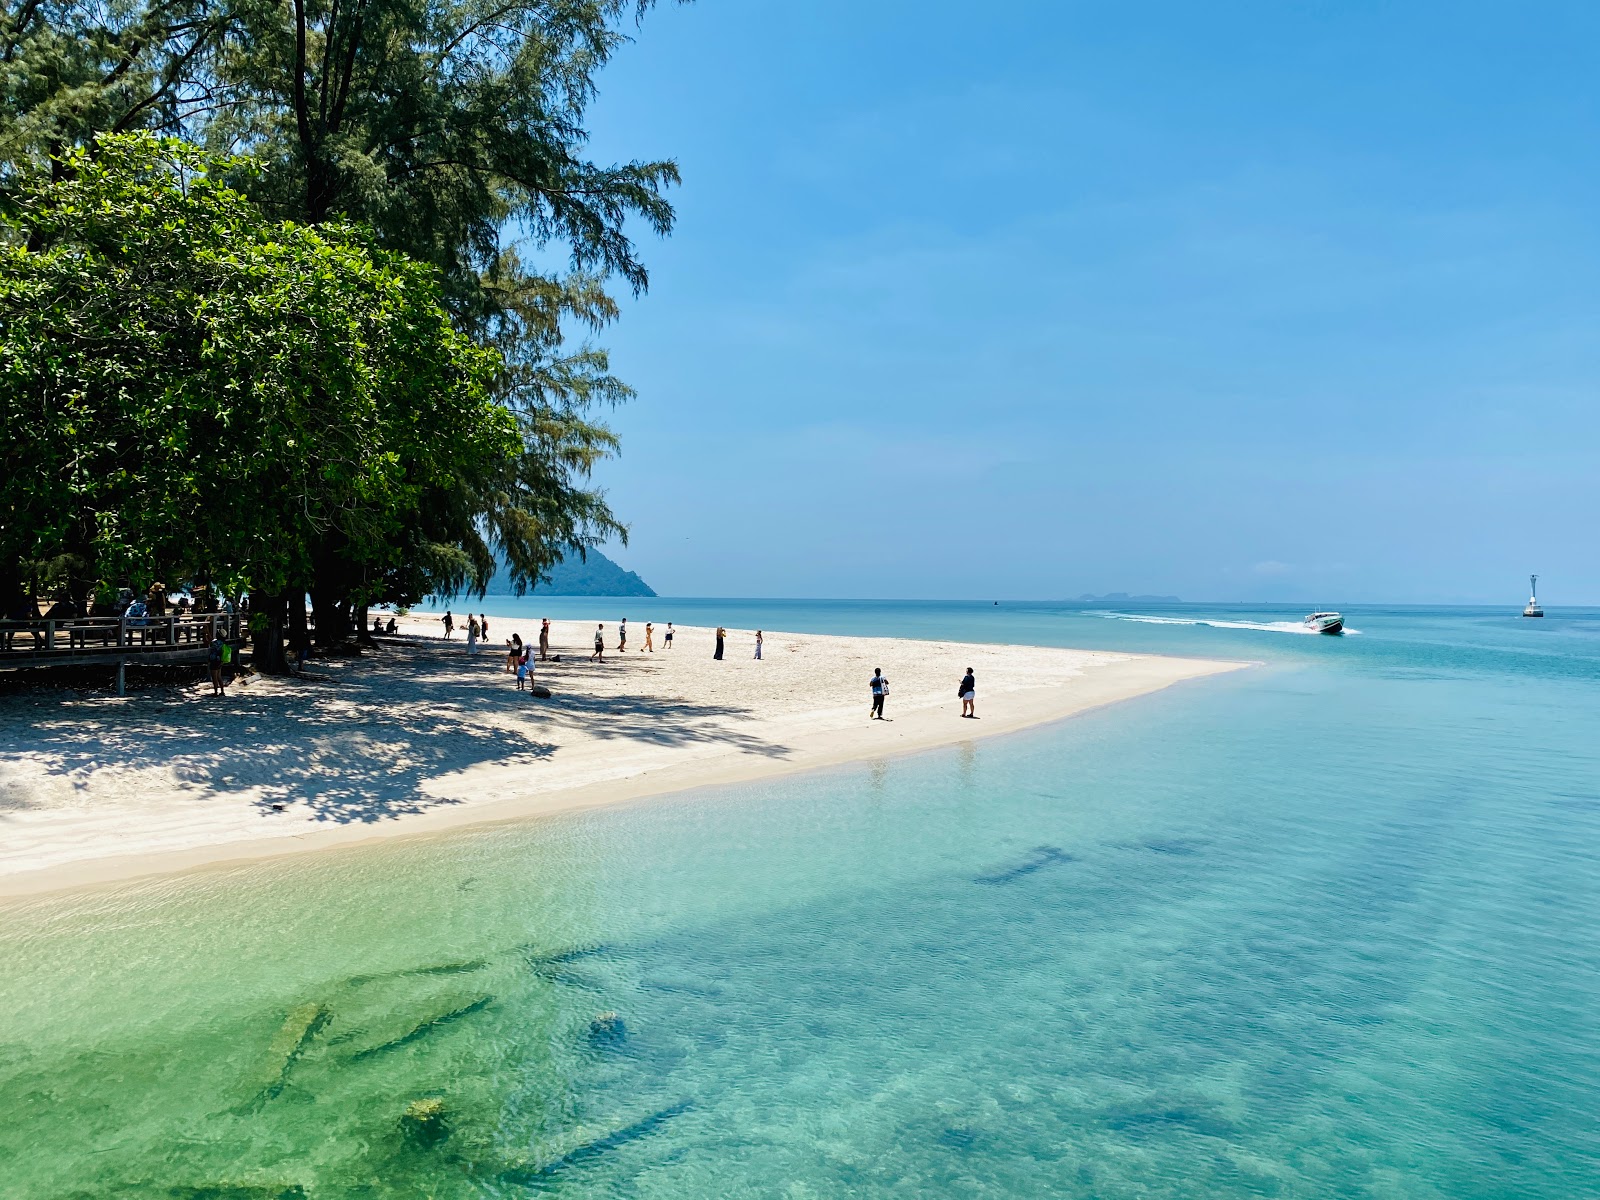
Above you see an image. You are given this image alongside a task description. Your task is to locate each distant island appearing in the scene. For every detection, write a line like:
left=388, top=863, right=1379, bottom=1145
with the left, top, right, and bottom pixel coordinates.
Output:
left=1073, top=592, right=1181, bottom=604
left=486, top=549, right=656, bottom=597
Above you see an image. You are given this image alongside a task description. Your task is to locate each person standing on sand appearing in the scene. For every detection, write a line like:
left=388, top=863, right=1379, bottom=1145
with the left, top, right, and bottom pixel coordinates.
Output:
left=714, top=626, right=726, bottom=660
left=592, top=623, right=605, bottom=662
left=441, top=610, right=454, bottom=639
left=664, top=622, right=674, bottom=649
left=959, top=668, right=977, bottom=717
left=467, top=614, right=480, bottom=653
left=515, top=644, right=531, bottom=691
left=643, top=622, right=654, bottom=652
left=207, top=634, right=227, bottom=696
left=480, top=614, right=489, bottom=642
left=618, top=617, right=627, bottom=652
left=506, top=634, right=522, bottom=672
left=754, top=630, right=763, bottom=660
left=539, top=618, right=550, bottom=660
left=869, top=668, right=888, bottom=719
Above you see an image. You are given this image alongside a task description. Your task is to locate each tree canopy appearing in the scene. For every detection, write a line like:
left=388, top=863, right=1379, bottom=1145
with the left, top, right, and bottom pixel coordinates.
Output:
left=0, top=0, right=682, bottom=663
left=0, top=134, right=513, bottom=635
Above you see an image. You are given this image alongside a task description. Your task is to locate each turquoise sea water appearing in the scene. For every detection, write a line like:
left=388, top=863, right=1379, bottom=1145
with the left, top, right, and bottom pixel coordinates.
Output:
left=3, top=602, right=1599, bottom=1198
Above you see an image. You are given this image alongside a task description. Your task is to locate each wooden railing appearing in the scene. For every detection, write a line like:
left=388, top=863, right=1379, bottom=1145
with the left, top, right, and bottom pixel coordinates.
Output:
left=0, top=613, right=243, bottom=657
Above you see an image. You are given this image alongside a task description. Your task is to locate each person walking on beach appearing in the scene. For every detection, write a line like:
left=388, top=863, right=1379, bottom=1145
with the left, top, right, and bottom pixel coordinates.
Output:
left=467, top=614, right=480, bottom=653
left=714, top=626, right=726, bottom=660
left=618, top=617, right=627, bottom=652
left=515, top=643, right=531, bottom=691
left=592, top=623, right=605, bottom=662
left=441, top=610, right=454, bottom=639
left=643, top=622, right=654, bottom=652
left=959, top=668, right=977, bottom=717
left=539, top=618, right=550, bottom=660
left=754, top=630, right=763, bottom=660
left=664, top=622, right=674, bottom=649
left=207, top=634, right=227, bottom=696
left=480, top=614, right=489, bottom=642
left=506, top=633, right=522, bottom=672
left=869, top=668, right=888, bottom=719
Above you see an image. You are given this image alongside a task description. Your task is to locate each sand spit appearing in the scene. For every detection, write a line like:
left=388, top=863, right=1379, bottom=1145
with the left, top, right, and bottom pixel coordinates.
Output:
left=0, top=616, right=1247, bottom=897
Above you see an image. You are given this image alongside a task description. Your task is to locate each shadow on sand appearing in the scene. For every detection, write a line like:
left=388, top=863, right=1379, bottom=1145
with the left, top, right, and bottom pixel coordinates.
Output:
left=3, top=637, right=790, bottom=826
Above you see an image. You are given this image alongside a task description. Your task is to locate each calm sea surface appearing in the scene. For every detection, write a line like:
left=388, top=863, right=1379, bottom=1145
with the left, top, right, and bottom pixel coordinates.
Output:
left=3, top=602, right=1598, bottom=1198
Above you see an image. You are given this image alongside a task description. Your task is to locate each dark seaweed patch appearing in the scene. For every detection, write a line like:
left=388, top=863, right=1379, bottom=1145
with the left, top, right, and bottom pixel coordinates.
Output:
left=1102, top=1102, right=1237, bottom=1140
left=498, top=1099, right=694, bottom=1184
left=937, top=1126, right=979, bottom=1152
left=974, top=845, right=1075, bottom=885
left=638, top=979, right=725, bottom=999
left=524, top=943, right=617, bottom=966
left=342, top=959, right=489, bottom=987
left=1141, top=838, right=1207, bottom=856
left=349, top=994, right=492, bottom=1060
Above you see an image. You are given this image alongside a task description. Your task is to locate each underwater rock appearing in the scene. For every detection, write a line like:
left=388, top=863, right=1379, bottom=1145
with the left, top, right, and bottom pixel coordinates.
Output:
left=400, top=1097, right=451, bottom=1147
left=252, top=1002, right=331, bottom=1101
left=349, top=993, right=493, bottom=1060
left=588, top=1011, right=627, bottom=1047
left=530, top=684, right=552, bottom=698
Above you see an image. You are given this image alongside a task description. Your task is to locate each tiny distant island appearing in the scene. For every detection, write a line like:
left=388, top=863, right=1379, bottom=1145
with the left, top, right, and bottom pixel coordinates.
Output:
left=1073, top=592, right=1181, bottom=605
left=486, top=549, right=656, bottom=597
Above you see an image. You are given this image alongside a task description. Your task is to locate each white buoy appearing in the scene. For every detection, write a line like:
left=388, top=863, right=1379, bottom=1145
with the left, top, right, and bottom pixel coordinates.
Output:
left=1523, top=575, right=1543, bottom=618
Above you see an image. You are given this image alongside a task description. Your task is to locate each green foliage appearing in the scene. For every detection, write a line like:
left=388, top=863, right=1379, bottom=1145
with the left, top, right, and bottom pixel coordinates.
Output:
left=0, top=0, right=682, bottom=628
left=0, top=133, right=512, bottom=600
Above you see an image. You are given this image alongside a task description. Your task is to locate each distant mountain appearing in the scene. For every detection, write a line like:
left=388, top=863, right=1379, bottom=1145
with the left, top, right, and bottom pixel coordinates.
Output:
left=485, top=549, right=656, bottom=597
left=1074, top=592, right=1181, bottom=605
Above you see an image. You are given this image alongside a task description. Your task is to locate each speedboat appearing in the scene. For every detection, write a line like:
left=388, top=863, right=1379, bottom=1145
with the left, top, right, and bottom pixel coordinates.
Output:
left=1523, top=574, right=1543, bottom=618
left=1303, top=612, right=1344, bottom=635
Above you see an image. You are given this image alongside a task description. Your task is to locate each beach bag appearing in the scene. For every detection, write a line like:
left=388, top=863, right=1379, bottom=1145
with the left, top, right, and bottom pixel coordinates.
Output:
left=221, top=643, right=233, bottom=664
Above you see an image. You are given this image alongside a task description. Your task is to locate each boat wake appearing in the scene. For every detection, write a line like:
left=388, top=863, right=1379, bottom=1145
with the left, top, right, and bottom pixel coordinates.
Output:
left=1096, top=613, right=1361, bottom=636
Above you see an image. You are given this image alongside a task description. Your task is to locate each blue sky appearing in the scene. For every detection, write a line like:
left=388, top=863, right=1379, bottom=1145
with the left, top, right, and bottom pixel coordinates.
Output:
left=567, top=0, right=1599, bottom=603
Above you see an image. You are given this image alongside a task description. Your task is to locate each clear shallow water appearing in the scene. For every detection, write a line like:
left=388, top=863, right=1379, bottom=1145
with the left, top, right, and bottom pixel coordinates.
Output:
left=4, top=603, right=1599, bottom=1198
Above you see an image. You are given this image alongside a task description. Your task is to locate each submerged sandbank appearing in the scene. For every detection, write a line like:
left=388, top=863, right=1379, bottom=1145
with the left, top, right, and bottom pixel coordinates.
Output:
left=0, top=616, right=1247, bottom=897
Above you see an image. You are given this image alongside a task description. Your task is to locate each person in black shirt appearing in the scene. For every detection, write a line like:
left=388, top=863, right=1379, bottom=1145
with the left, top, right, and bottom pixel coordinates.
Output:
left=959, top=668, right=976, bottom=717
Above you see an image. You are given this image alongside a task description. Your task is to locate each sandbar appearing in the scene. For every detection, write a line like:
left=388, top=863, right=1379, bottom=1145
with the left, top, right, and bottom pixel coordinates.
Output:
left=0, top=616, right=1247, bottom=897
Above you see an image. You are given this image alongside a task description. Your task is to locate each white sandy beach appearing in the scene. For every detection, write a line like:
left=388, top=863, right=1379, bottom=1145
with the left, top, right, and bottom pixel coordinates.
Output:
left=0, top=616, right=1246, bottom=896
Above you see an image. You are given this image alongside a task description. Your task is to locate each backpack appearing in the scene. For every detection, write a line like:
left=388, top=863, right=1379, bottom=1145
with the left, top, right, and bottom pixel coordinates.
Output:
left=221, top=643, right=233, bottom=664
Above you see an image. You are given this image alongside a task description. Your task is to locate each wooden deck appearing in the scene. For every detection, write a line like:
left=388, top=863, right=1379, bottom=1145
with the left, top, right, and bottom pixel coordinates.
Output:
left=0, top=614, right=244, bottom=690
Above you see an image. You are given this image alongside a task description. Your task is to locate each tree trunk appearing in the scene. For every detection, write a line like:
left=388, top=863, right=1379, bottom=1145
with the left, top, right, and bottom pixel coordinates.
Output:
left=355, top=603, right=377, bottom=646
left=310, top=587, right=337, bottom=649
left=289, top=591, right=308, bottom=652
left=251, top=590, right=291, bottom=674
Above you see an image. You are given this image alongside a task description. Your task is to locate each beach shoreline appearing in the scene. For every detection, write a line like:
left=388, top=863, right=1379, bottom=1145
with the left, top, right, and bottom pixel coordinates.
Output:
left=0, top=614, right=1249, bottom=899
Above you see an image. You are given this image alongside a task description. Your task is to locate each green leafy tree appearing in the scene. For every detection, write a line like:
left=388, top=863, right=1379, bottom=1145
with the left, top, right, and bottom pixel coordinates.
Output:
left=0, top=133, right=513, bottom=665
left=201, top=0, right=680, bottom=600
left=0, top=0, right=680, bottom=634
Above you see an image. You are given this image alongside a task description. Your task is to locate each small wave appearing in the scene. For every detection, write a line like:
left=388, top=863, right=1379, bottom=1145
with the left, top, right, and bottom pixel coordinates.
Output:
left=1096, top=613, right=1361, bottom=636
